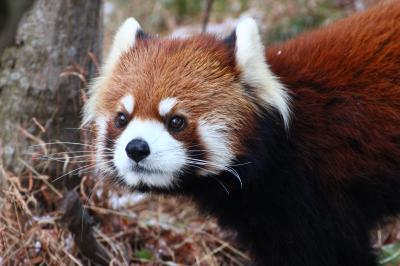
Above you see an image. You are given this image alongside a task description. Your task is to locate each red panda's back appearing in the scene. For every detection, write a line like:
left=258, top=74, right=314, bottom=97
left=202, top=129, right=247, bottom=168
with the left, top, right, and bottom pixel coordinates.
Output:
left=267, top=1, right=400, bottom=182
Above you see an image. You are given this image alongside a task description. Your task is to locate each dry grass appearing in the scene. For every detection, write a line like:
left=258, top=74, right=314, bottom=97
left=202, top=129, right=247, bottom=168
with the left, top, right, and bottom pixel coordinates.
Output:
left=2, top=137, right=400, bottom=266
left=0, top=131, right=250, bottom=265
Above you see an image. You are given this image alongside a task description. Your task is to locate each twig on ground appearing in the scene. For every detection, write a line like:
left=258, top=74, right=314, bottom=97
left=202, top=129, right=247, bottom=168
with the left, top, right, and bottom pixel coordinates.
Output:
left=59, top=190, right=111, bottom=265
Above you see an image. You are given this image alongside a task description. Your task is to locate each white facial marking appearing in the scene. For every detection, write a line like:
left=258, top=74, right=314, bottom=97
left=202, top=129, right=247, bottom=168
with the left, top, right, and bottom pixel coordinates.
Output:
left=197, top=119, right=234, bottom=175
left=120, top=94, right=134, bottom=114
left=113, top=119, right=186, bottom=187
left=235, top=17, right=291, bottom=128
left=95, top=116, right=113, bottom=175
left=158, top=97, right=177, bottom=116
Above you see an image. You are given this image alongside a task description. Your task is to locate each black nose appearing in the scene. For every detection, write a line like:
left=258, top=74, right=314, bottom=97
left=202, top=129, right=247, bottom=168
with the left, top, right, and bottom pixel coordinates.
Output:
left=125, top=138, right=150, bottom=163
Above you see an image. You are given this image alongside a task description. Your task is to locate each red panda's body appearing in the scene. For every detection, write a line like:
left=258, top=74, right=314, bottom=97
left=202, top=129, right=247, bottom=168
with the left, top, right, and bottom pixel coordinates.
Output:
left=268, top=2, right=400, bottom=184
left=84, top=1, right=400, bottom=265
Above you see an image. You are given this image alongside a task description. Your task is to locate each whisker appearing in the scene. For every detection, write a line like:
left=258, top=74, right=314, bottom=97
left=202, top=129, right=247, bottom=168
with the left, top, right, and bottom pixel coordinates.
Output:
left=26, top=149, right=114, bottom=158
left=42, top=154, right=112, bottom=159
left=24, top=150, right=95, bottom=155
left=31, top=153, right=102, bottom=164
left=52, top=160, right=113, bottom=182
left=185, top=164, right=230, bottom=195
left=151, top=148, right=209, bottom=156
left=30, top=141, right=114, bottom=152
left=214, top=178, right=230, bottom=195
left=230, top=161, right=252, bottom=167
left=40, top=159, right=98, bottom=164
left=69, top=127, right=117, bottom=146
left=42, top=154, right=94, bottom=158
left=187, top=158, right=243, bottom=189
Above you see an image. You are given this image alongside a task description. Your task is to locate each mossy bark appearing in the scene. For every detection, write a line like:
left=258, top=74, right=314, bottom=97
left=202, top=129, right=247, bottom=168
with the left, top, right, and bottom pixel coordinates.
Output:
left=0, top=0, right=103, bottom=173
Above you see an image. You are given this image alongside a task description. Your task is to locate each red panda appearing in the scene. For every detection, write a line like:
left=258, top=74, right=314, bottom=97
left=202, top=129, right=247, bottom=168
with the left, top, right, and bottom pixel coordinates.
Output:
left=83, top=1, right=400, bottom=265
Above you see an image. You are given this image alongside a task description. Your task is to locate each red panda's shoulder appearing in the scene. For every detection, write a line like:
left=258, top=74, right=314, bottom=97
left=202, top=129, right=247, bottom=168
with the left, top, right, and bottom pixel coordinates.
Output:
left=266, top=1, right=400, bottom=181
left=267, top=0, right=400, bottom=88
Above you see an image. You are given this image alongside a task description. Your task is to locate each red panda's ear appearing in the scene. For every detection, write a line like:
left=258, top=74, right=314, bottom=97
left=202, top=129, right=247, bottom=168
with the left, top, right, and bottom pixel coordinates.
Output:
left=223, top=30, right=236, bottom=50
left=233, top=18, right=291, bottom=128
left=82, top=18, right=143, bottom=127
left=104, top=18, right=142, bottom=74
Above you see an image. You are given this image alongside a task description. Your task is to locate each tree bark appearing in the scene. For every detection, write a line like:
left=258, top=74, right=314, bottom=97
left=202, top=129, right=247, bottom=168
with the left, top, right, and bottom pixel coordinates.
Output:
left=0, top=0, right=103, bottom=173
left=0, top=0, right=34, bottom=56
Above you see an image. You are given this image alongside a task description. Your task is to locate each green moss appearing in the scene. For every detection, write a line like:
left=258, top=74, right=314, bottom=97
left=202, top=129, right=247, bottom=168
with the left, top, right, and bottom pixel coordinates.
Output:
left=159, top=0, right=202, bottom=22
left=266, top=0, right=346, bottom=44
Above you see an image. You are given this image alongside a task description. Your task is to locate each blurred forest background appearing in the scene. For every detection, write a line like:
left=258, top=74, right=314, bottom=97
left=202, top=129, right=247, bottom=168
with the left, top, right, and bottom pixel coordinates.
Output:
left=1, top=0, right=398, bottom=265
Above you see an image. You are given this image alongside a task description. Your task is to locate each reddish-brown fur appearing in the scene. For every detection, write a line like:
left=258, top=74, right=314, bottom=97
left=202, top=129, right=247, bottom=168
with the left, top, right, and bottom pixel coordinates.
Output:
left=268, top=0, right=400, bottom=183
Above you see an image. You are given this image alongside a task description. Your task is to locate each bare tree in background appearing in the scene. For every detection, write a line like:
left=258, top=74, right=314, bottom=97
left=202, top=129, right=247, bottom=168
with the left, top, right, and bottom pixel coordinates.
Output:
left=0, top=0, right=103, bottom=173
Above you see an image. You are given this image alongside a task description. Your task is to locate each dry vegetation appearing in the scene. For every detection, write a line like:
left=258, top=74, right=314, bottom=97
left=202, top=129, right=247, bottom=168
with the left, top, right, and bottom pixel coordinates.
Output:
left=0, top=159, right=250, bottom=265
left=1, top=0, right=399, bottom=265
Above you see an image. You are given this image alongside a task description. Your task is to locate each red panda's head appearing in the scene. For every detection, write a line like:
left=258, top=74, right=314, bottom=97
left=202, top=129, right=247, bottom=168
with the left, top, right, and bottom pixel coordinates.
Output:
left=83, top=18, right=290, bottom=189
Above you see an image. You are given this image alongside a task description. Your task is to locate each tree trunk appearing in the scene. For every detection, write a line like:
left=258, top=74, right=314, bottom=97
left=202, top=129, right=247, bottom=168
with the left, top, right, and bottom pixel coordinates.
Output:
left=0, top=0, right=103, bottom=173
left=0, top=0, right=34, bottom=56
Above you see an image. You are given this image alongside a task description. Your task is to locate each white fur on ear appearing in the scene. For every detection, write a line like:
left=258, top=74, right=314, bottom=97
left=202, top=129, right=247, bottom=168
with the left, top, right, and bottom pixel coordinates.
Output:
left=104, top=17, right=141, bottom=74
left=81, top=18, right=141, bottom=127
left=235, top=17, right=291, bottom=128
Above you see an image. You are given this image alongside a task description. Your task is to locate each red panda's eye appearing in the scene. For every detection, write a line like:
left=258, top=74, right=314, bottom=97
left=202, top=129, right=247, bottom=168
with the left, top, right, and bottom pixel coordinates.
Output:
left=168, top=116, right=186, bottom=132
left=115, top=112, right=128, bottom=128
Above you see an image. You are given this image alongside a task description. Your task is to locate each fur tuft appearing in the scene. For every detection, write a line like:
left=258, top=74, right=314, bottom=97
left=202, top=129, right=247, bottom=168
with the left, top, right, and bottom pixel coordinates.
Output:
left=82, top=18, right=141, bottom=126
left=234, top=17, right=291, bottom=128
left=104, top=18, right=141, bottom=75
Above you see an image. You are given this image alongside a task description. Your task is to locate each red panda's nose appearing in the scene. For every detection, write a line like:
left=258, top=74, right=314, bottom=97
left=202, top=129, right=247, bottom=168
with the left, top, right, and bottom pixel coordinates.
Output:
left=125, top=138, right=150, bottom=163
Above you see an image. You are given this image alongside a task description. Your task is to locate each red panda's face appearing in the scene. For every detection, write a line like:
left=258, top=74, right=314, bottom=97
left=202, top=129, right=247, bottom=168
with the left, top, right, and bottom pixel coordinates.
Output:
left=83, top=18, right=290, bottom=189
